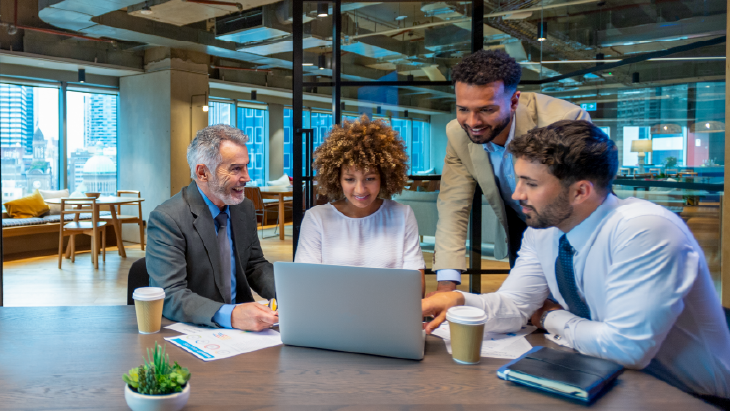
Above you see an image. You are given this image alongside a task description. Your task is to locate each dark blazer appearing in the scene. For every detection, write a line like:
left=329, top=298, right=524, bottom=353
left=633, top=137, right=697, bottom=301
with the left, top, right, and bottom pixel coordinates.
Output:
left=146, top=181, right=275, bottom=326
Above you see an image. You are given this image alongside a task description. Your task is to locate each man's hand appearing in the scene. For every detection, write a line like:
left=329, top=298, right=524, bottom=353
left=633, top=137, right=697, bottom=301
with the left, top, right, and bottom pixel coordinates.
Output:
left=425, top=280, right=458, bottom=297
left=530, top=299, right=563, bottom=329
left=231, top=302, right=279, bottom=331
left=422, top=291, right=465, bottom=334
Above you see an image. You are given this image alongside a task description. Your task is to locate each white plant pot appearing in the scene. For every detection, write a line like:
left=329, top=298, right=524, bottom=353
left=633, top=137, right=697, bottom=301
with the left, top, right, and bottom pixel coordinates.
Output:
left=124, top=383, right=190, bottom=411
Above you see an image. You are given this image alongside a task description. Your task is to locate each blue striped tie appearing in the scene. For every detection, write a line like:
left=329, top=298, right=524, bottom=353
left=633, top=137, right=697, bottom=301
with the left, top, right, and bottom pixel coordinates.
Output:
left=555, top=234, right=591, bottom=319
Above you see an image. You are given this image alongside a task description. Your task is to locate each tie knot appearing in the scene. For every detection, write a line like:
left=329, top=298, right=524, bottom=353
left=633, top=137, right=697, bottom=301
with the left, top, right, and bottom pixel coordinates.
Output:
left=215, top=212, right=229, bottom=229
left=559, top=234, right=572, bottom=250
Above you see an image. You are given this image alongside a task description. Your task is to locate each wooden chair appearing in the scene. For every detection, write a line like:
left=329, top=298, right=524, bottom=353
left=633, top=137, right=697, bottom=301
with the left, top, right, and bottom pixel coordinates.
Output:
left=58, top=198, right=107, bottom=269
left=648, top=168, right=661, bottom=177
left=618, top=168, right=631, bottom=176
left=99, top=190, right=145, bottom=251
left=665, top=169, right=678, bottom=177
left=244, top=187, right=281, bottom=237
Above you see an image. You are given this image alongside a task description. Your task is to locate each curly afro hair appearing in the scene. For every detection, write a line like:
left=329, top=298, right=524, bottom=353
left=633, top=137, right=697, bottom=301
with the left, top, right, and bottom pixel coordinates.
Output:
left=313, top=114, right=409, bottom=201
left=451, top=49, right=522, bottom=91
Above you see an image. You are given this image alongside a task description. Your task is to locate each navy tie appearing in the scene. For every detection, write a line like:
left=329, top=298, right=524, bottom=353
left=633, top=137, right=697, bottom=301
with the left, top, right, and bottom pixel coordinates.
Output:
left=215, top=213, right=232, bottom=303
left=555, top=234, right=591, bottom=319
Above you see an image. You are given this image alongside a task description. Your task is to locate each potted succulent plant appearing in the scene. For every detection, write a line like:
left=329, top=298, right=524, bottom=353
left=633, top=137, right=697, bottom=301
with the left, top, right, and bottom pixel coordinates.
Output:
left=123, top=342, right=192, bottom=411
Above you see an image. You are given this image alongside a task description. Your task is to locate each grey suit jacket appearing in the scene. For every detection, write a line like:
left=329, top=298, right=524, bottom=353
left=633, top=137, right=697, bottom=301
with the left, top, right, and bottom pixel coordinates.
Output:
left=146, top=181, right=275, bottom=327
left=433, top=92, right=591, bottom=271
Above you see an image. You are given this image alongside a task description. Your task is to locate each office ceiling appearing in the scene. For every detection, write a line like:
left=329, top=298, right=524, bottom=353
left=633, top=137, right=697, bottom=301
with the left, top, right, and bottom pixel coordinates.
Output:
left=4, top=0, right=726, bottom=111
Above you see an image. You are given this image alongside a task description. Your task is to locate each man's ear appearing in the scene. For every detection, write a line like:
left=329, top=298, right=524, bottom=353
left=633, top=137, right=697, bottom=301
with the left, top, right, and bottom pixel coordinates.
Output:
left=570, top=180, right=594, bottom=206
left=195, top=164, right=209, bottom=182
left=510, top=90, right=521, bottom=112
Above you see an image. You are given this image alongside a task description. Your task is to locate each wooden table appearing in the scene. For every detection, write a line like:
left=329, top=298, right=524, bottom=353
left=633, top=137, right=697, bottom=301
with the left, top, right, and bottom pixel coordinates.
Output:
left=259, top=186, right=292, bottom=240
left=0, top=306, right=714, bottom=410
left=46, top=196, right=145, bottom=258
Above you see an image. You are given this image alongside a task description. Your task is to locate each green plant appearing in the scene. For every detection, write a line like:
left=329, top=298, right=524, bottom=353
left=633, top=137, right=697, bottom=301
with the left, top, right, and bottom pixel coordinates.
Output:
left=122, top=342, right=191, bottom=395
left=664, top=156, right=678, bottom=169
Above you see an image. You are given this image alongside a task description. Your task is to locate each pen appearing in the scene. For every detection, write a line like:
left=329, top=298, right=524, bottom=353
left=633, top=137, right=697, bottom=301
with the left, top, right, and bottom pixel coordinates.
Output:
left=268, top=298, right=277, bottom=311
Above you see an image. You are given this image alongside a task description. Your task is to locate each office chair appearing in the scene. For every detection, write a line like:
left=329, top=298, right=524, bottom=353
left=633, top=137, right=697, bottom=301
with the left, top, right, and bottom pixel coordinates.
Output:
left=127, top=257, right=150, bottom=305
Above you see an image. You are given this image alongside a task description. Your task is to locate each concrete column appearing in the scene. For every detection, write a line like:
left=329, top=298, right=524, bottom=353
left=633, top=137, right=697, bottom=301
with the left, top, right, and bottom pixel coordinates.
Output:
left=268, top=103, right=285, bottom=179
left=118, top=47, right=208, bottom=243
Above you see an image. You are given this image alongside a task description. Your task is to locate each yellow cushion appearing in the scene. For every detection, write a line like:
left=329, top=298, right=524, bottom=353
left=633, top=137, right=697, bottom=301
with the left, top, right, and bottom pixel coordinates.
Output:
left=4, top=190, right=51, bottom=218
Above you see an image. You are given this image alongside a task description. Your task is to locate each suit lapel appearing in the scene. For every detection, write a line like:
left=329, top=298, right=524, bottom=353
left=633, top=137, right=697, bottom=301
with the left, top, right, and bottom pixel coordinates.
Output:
left=185, top=181, right=230, bottom=304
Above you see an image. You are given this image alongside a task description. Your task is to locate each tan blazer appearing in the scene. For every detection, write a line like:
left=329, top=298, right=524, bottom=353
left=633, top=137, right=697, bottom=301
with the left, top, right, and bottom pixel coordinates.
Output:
left=433, top=92, right=591, bottom=271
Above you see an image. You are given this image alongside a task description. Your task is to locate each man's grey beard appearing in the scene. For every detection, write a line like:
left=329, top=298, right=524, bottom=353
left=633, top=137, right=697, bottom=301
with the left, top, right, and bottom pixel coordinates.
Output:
left=209, top=172, right=246, bottom=205
left=522, top=189, right=573, bottom=229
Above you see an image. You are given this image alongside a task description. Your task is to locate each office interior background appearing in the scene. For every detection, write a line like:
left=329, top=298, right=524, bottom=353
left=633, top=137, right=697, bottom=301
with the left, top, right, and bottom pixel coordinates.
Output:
left=0, top=0, right=727, bottom=308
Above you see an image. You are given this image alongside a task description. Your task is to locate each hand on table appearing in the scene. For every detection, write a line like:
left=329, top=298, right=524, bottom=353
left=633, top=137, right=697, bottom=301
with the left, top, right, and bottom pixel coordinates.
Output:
left=421, top=291, right=465, bottom=334
left=530, top=299, right=563, bottom=330
left=231, top=302, right=279, bottom=331
left=425, top=280, right=458, bottom=298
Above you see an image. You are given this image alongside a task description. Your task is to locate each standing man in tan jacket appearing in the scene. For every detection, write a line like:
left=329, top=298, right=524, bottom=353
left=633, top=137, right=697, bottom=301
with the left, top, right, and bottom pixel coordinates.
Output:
left=433, top=50, right=591, bottom=293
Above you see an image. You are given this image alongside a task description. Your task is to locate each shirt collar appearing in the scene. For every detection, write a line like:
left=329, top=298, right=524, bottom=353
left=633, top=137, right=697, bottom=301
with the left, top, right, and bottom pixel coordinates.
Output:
left=564, top=194, right=619, bottom=249
left=483, top=114, right=516, bottom=153
left=197, top=185, right=230, bottom=219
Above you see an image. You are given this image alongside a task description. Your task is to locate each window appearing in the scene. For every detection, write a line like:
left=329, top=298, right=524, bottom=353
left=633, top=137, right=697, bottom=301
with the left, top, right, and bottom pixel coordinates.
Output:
left=1, top=83, right=60, bottom=201
left=283, top=108, right=312, bottom=177
left=283, top=109, right=430, bottom=176
left=238, top=106, right=268, bottom=186
left=208, top=101, right=234, bottom=126
left=66, top=91, right=118, bottom=196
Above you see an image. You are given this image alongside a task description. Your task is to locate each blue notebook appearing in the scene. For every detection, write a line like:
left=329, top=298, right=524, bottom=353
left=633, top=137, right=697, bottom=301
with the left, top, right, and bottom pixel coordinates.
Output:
left=497, top=346, right=623, bottom=403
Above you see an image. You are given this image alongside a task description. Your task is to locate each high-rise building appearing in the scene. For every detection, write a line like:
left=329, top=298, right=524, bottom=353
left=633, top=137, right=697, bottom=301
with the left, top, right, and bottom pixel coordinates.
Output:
left=84, top=94, right=117, bottom=148
left=68, top=148, right=93, bottom=193
left=0, top=83, right=34, bottom=156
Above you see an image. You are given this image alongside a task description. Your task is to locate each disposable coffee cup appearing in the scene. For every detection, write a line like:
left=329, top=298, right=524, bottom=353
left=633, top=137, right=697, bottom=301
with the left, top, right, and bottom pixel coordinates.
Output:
left=446, top=306, right=487, bottom=365
left=133, top=287, right=166, bottom=334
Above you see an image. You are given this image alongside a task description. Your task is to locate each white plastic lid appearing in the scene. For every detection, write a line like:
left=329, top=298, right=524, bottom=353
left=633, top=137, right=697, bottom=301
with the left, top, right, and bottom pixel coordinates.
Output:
left=132, top=287, right=165, bottom=301
left=446, top=306, right=488, bottom=325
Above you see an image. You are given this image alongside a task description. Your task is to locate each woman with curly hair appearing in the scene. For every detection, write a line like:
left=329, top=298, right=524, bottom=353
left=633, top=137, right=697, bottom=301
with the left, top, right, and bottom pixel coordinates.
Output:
left=294, top=115, right=425, bottom=294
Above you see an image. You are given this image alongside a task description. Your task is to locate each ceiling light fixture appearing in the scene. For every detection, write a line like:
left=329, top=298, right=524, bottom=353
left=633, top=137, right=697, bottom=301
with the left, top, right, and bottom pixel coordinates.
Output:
left=317, top=2, right=329, bottom=17
left=78, top=68, right=86, bottom=83
left=318, top=54, right=326, bottom=70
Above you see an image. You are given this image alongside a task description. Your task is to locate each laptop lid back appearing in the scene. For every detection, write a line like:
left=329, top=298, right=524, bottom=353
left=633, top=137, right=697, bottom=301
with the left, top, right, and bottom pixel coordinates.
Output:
left=274, top=262, right=424, bottom=360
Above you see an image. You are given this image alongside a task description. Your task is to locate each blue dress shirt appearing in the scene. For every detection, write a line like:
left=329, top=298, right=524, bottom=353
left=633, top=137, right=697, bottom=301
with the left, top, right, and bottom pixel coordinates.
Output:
left=197, top=186, right=237, bottom=328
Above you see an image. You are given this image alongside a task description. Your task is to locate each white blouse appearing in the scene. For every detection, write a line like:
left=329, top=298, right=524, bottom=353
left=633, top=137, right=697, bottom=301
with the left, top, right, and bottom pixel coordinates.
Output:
left=294, top=199, right=425, bottom=270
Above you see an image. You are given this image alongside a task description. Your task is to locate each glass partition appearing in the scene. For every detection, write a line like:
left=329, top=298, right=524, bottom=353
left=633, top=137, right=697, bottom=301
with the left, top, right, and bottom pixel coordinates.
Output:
left=66, top=91, right=117, bottom=196
left=1, top=83, right=60, bottom=201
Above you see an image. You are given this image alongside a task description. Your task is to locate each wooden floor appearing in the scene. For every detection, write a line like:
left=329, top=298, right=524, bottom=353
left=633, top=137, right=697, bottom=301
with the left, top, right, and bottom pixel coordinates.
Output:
left=2, top=223, right=509, bottom=307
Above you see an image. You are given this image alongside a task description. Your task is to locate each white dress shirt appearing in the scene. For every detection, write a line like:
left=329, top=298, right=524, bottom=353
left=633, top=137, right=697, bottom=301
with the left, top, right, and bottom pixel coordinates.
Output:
left=459, top=194, right=730, bottom=397
left=295, top=200, right=425, bottom=270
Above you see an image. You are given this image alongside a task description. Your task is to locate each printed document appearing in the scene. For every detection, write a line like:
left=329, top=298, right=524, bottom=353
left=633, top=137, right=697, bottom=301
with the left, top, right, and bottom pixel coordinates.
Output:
left=165, top=323, right=282, bottom=361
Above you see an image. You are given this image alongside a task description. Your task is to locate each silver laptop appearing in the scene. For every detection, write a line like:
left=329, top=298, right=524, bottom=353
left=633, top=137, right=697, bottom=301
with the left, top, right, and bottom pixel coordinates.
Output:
left=274, top=262, right=425, bottom=360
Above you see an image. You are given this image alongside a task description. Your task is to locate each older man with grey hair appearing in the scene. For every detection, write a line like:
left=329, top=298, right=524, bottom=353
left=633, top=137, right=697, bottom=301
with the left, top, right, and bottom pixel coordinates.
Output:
left=147, top=124, right=278, bottom=330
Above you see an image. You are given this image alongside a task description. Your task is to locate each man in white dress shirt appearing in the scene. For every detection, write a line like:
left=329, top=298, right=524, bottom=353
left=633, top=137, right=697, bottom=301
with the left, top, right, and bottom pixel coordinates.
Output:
left=422, top=120, right=730, bottom=400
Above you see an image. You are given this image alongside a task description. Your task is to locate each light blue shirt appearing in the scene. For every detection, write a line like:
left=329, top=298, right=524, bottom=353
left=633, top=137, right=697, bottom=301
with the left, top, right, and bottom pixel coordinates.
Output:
left=459, top=194, right=730, bottom=397
left=197, top=186, right=237, bottom=328
left=437, top=116, right=523, bottom=284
